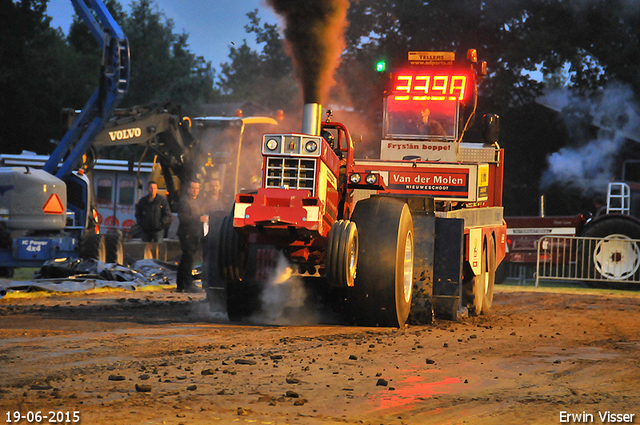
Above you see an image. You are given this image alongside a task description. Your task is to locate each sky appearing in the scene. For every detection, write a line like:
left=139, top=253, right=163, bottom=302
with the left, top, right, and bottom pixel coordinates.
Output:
left=46, top=0, right=281, bottom=69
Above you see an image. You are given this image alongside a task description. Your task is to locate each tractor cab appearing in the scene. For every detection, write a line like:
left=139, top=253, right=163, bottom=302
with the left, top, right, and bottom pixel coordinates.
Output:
left=382, top=50, right=485, bottom=144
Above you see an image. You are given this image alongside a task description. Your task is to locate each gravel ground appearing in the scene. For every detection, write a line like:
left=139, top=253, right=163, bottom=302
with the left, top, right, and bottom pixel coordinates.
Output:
left=0, top=283, right=639, bottom=424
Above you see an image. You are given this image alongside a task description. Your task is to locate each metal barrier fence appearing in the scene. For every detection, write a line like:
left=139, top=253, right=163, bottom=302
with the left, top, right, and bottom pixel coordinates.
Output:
left=535, top=235, right=640, bottom=287
left=505, top=262, right=537, bottom=285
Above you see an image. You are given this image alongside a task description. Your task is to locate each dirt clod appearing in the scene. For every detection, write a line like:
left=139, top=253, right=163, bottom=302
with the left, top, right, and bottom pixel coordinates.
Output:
left=135, top=384, right=152, bottom=392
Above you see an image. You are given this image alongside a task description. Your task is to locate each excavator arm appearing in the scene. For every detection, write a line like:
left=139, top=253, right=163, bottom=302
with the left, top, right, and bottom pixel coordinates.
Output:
left=43, top=0, right=130, bottom=179
left=64, top=102, right=196, bottom=207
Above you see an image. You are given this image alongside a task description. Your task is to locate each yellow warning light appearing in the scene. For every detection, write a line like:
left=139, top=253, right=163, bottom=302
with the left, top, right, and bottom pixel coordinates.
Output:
left=276, top=110, right=284, bottom=121
left=43, top=194, right=64, bottom=215
left=467, top=49, right=478, bottom=63
left=236, top=109, right=243, bottom=117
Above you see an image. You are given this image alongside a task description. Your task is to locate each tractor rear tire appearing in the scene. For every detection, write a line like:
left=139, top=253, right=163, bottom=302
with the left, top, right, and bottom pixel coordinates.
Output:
left=104, top=231, right=124, bottom=264
left=351, top=197, right=414, bottom=327
left=218, top=215, right=245, bottom=283
left=218, top=215, right=260, bottom=322
left=79, top=233, right=106, bottom=263
left=225, top=246, right=268, bottom=322
left=581, top=218, right=640, bottom=281
left=326, top=220, right=358, bottom=288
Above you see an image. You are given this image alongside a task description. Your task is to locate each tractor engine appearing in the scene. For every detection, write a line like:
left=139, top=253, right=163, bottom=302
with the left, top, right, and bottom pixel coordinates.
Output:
left=228, top=103, right=342, bottom=272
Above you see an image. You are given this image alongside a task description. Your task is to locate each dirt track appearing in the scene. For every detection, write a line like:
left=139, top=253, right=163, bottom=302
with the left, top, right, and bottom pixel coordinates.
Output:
left=0, top=284, right=639, bottom=425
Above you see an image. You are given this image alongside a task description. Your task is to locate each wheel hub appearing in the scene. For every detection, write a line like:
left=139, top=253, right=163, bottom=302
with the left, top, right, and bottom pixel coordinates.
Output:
left=593, top=234, right=640, bottom=280
left=403, top=231, right=413, bottom=304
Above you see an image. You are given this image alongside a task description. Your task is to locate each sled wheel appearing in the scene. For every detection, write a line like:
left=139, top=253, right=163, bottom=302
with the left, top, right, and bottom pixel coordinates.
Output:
left=468, top=239, right=488, bottom=316
left=482, top=236, right=496, bottom=314
left=79, top=233, right=106, bottom=263
left=581, top=218, right=640, bottom=280
left=104, top=231, right=124, bottom=264
left=326, top=220, right=358, bottom=288
left=495, top=261, right=507, bottom=285
left=351, top=197, right=414, bottom=327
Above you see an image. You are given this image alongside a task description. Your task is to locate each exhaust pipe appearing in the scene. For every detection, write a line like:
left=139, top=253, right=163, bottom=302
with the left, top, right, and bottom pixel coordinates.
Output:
left=302, top=103, right=322, bottom=136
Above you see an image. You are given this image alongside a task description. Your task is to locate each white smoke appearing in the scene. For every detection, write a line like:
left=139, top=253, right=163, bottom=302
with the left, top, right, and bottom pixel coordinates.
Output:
left=539, top=82, right=640, bottom=197
left=541, top=137, right=625, bottom=195
left=251, top=253, right=321, bottom=325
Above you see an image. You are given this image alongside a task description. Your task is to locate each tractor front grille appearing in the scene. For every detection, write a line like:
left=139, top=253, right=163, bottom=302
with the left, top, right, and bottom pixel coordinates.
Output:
left=265, top=157, right=316, bottom=194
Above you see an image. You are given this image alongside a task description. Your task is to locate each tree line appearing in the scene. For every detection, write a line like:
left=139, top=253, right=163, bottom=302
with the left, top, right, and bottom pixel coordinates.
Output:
left=2, top=0, right=639, bottom=216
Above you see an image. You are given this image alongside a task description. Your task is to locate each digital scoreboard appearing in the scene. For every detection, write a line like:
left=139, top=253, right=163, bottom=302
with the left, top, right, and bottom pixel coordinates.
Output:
left=390, top=69, right=476, bottom=103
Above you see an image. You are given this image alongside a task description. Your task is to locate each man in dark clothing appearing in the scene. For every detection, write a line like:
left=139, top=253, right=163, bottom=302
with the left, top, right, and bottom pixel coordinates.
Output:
left=177, top=180, right=208, bottom=293
left=205, top=177, right=231, bottom=213
left=135, top=181, right=172, bottom=259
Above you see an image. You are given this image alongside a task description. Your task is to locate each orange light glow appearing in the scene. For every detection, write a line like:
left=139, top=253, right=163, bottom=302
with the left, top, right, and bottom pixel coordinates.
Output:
left=372, top=375, right=461, bottom=411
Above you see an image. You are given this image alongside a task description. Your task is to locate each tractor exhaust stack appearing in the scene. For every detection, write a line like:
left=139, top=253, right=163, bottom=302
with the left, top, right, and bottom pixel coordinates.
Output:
left=302, top=103, right=322, bottom=136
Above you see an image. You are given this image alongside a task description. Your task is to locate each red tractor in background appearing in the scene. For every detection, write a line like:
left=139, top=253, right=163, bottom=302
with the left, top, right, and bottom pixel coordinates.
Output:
left=504, top=174, right=640, bottom=284
left=207, top=50, right=507, bottom=327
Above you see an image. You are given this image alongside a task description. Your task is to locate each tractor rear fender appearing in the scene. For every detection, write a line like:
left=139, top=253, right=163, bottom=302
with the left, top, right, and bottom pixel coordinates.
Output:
left=581, top=214, right=640, bottom=238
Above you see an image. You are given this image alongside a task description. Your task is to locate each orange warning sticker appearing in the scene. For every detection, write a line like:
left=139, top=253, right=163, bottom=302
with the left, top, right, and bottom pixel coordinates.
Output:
left=43, top=193, right=64, bottom=214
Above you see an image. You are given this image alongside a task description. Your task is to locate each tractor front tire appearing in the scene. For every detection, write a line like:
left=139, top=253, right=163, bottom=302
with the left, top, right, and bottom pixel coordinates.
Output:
left=326, top=219, right=358, bottom=288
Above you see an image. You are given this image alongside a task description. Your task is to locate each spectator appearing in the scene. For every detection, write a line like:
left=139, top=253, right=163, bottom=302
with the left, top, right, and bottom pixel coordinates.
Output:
left=177, top=181, right=207, bottom=293
left=135, top=181, right=171, bottom=259
left=205, top=177, right=229, bottom=212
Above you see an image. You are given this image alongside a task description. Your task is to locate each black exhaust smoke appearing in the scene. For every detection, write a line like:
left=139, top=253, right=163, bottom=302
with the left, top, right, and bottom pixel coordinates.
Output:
left=266, top=0, right=349, bottom=106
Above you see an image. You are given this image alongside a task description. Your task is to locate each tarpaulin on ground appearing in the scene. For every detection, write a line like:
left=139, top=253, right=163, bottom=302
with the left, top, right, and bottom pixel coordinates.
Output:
left=0, top=258, right=195, bottom=299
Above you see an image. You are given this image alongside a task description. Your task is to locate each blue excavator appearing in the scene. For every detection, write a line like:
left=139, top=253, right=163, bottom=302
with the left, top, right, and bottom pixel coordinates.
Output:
left=0, top=0, right=130, bottom=275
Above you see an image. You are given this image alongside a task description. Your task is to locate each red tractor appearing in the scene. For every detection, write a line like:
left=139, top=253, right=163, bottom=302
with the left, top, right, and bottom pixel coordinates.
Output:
left=207, top=50, right=506, bottom=327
